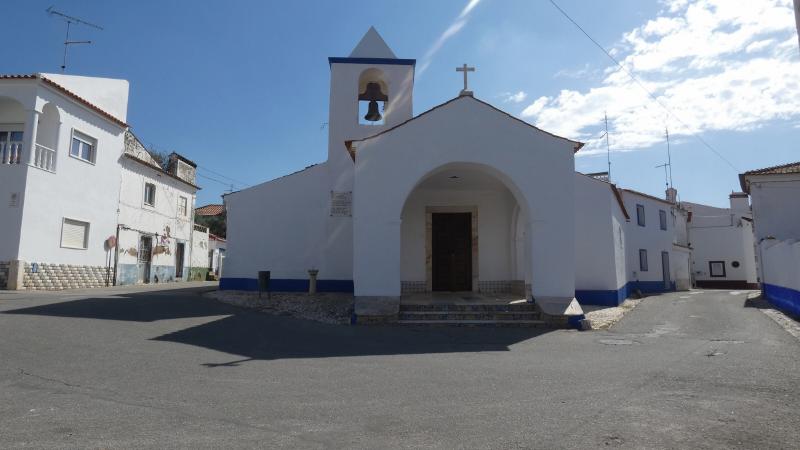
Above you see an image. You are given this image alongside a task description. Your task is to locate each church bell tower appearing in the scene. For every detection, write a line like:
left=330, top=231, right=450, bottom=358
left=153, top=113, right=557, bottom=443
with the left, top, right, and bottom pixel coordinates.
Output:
left=326, top=27, right=415, bottom=174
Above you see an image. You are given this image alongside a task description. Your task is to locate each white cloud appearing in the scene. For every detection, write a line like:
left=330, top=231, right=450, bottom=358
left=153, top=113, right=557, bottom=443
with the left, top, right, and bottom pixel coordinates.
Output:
left=500, top=91, right=528, bottom=103
left=520, top=0, right=800, bottom=156
left=418, top=0, right=483, bottom=75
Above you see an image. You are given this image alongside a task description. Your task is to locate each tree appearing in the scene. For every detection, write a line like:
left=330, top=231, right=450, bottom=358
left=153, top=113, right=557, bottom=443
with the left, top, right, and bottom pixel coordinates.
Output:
left=195, top=212, right=226, bottom=238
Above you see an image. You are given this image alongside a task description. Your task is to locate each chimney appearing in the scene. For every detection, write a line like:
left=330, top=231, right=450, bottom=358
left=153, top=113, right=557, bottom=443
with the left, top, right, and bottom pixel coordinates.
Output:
left=166, top=152, right=197, bottom=185
left=665, top=187, right=678, bottom=204
left=729, top=192, right=750, bottom=213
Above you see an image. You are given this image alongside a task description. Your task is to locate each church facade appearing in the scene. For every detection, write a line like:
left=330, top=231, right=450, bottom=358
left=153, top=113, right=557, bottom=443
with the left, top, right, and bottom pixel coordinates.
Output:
left=222, top=28, right=692, bottom=322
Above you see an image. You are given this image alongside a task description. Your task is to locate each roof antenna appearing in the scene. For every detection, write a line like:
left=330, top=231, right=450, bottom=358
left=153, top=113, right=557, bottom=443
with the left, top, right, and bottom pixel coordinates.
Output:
left=656, top=126, right=674, bottom=191
left=46, top=6, right=104, bottom=73
left=604, top=111, right=612, bottom=182
left=665, top=126, right=673, bottom=189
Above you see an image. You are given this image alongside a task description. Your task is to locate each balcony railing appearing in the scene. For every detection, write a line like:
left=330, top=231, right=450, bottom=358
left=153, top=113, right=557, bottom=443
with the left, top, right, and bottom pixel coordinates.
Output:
left=33, top=144, right=56, bottom=172
left=0, top=141, right=23, bottom=165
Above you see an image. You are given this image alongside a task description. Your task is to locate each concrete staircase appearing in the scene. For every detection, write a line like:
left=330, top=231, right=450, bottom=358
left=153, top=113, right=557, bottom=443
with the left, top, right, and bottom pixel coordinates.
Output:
left=398, top=302, right=551, bottom=327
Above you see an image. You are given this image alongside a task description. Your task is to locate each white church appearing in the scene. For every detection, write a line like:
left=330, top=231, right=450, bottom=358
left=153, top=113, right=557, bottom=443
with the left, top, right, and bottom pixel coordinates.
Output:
left=223, top=28, right=728, bottom=324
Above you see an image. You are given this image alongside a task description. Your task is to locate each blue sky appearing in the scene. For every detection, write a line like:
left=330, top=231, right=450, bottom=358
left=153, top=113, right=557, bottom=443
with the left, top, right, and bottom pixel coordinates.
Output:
left=5, top=0, right=799, bottom=207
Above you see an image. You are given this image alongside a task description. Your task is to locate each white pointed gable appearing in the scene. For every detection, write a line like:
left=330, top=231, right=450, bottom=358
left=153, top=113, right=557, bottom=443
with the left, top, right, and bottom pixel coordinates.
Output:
left=349, top=27, right=397, bottom=58
left=40, top=73, right=130, bottom=122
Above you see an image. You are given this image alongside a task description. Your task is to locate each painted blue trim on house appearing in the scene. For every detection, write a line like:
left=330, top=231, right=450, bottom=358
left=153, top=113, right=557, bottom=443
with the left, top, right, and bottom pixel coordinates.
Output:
left=576, top=281, right=676, bottom=306
left=763, top=283, right=800, bottom=318
left=568, top=314, right=586, bottom=329
left=575, top=286, right=628, bottom=306
left=328, top=57, right=416, bottom=66
left=220, top=278, right=355, bottom=293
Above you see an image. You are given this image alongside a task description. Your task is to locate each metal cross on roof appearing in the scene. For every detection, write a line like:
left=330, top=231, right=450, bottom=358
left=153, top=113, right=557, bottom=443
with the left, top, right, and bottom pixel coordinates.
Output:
left=456, top=63, right=475, bottom=96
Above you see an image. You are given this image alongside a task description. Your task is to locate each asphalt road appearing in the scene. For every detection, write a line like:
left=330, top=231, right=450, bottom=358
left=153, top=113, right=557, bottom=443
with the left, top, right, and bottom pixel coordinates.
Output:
left=0, top=284, right=798, bottom=449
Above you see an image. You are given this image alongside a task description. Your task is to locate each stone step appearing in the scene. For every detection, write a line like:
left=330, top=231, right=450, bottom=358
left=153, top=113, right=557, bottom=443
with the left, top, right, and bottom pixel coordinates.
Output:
left=399, top=303, right=537, bottom=313
left=398, top=319, right=550, bottom=327
left=399, top=311, right=541, bottom=321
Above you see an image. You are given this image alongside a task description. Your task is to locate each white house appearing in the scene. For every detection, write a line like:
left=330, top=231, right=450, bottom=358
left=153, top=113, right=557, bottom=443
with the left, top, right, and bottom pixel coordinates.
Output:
left=208, top=234, right=226, bottom=279
left=0, top=73, right=206, bottom=290
left=683, top=194, right=758, bottom=289
left=116, top=132, right=207, bottom=284
left=740, top=161, right=800, bottom=317
left=223, top=28, right=705, bottom=323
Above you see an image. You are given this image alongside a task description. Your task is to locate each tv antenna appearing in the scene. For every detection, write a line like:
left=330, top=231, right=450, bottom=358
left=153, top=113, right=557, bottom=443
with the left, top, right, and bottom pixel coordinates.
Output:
left=656, top=127, right=674, bottom=190
left=46, top=6, right=104, bottom=73
left=603, top=111, right=612, bottom=182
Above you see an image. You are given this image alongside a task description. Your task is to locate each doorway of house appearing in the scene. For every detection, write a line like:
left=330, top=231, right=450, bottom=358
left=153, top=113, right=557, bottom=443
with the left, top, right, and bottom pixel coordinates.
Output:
left=138, top=235, right=153, bottom=284
left=432, top=212, right=472, bottom=291
left=661, top=251, right=671, bottom=290
left=175, top=242, right=185, bottom=279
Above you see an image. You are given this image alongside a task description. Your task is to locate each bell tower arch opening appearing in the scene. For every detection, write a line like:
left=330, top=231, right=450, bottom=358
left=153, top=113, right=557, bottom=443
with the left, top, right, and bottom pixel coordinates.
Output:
left=358, top=68, right=388, bottom=125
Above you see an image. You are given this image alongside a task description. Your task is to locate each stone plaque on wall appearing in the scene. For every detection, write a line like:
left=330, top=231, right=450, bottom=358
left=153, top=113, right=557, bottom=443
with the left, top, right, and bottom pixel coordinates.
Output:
left=330, top=191, right=352, bottom=217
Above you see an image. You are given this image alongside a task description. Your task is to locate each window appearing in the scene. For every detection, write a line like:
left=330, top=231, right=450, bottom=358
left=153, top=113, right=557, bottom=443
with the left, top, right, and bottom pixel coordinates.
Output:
left=61, top=218, right=89, bottom=249
left=709, top=261, right=726, bottom=277
left=0, top=130, right=24, bottom=164
left=639, top=249, right=648, bottom=271
left=659, top=209, right=667, bottom=230
left=636, top=204, right=645, bottom=227
left=144, top=182, right=156, bottom=206
left=178, top=196, right=188, bottom=216
left=70, top=130, right=96, bottom=163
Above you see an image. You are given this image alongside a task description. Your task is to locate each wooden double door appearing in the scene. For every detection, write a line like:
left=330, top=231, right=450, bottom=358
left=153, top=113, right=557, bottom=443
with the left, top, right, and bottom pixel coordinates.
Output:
left=432, top=212, right=472, bottom=291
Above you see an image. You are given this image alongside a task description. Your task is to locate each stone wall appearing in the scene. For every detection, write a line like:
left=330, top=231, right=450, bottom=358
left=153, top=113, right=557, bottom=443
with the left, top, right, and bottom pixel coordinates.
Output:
left=23, top=262, right=111, bottom=290
left=0, top=261, right=9, bottom=289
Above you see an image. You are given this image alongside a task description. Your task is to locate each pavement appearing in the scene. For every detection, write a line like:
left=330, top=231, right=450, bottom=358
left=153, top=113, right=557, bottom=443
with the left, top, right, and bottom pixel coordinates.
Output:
left=0, top=285, right=798, bottom=449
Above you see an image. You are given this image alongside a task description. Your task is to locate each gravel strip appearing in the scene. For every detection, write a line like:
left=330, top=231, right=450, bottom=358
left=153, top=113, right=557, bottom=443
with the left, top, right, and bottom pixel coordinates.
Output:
left=746, top=293, right=800, bottom=342
left=206, top=290, right=354, bottom=325
left=582, top=298, right=644, bottom=330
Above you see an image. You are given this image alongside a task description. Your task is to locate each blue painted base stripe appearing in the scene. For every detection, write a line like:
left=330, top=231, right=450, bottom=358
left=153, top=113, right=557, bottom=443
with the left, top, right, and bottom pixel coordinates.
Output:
left=763, top=283, right=800, bottom=318
left=220, top=278, right=354, bottom=293
left=576, top=281, right=675, bottom=306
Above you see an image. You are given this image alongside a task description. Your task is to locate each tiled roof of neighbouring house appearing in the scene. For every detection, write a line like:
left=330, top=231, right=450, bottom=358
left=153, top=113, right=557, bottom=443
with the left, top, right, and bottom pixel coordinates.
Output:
left=196, top=204, right=225, bottom=216
left=739, top=161, right=800, bottom=192
left=0, top=74, right=128, bottom=127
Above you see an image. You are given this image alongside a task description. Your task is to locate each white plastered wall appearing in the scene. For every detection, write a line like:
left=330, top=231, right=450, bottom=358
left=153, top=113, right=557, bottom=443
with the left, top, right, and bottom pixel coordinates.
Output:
left=574, top=174, right=625, bottom=291
left=223, top=163, right=332, bottom=280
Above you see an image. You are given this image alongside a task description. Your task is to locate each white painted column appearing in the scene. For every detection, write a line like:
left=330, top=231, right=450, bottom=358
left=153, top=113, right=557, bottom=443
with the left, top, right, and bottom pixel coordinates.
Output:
left=527, top=217, right=583, bottom=316
left=51, top=119, right=63, bottom=171
left=23, top=109, right=39, bottom=166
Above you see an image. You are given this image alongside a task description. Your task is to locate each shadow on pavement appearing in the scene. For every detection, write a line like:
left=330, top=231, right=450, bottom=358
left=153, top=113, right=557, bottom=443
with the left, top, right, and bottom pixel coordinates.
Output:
left=2, top=287, right=231, bottom=322
left=2, top=286, right=555, bottom=363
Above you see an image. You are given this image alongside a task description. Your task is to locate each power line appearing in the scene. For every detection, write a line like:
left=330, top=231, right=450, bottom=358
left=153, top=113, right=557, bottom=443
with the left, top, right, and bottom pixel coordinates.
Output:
left=196, top=165, right=252, bottom=188
left=547, top=0, right=740, bottom=173
left=197, top=172, right=239, bottom=188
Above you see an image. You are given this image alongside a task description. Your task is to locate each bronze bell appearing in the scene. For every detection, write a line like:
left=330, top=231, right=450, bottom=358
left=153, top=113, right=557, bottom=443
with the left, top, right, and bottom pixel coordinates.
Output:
left=359, top=82, right=388, bottom=122
left=364, top=100, right=382, bottom=122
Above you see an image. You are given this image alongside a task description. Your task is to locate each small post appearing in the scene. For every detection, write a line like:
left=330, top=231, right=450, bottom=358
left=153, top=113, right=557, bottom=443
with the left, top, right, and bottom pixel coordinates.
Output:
left=258, top=270, right=270, bottom=299
left=308, top=269, right=319, bottom=294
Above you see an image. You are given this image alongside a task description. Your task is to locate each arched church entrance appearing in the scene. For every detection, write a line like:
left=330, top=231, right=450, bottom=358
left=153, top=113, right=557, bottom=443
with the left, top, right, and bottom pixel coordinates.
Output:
left=399, top=162, right=531, bottom=298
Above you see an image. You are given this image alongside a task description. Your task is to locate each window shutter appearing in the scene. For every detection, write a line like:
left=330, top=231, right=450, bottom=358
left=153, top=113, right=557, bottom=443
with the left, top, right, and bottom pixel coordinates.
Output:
left=62, top=219, right=88, bottom=248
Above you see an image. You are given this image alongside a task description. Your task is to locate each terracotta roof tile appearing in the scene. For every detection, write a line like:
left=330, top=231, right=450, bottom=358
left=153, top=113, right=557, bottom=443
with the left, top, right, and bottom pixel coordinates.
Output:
left=196, top=204, right=225, bottom=216
left=739, top=161, right=800, bottom=192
